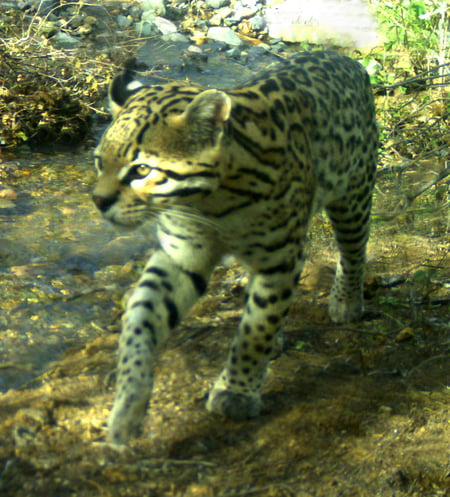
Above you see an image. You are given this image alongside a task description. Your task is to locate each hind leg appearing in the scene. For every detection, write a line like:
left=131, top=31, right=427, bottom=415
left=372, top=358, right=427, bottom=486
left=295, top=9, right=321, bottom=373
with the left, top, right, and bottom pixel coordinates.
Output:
left=326, top=191, right=373, bottom=323
left=207, top=269, right=296, bottom=419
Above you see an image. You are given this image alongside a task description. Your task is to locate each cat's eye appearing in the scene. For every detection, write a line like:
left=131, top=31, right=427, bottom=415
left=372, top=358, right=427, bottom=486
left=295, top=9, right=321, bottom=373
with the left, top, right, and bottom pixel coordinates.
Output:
left=135, top=164, right=151, bottom=176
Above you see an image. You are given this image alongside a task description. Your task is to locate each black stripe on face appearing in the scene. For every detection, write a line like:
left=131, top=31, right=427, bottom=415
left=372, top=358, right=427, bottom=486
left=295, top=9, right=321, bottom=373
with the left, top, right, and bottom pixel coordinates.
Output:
left=153, top=187, right=213, bottom=198
left=163, top=169, right=219, bottom=181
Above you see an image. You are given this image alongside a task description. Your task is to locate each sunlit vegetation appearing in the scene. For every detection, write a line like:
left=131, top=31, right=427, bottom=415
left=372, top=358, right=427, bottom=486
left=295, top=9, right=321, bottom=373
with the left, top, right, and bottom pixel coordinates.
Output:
left=0, top=6, right=128, bottom=147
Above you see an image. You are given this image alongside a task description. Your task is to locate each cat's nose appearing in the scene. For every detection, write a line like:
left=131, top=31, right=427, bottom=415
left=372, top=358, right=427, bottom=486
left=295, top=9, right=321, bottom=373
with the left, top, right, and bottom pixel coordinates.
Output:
left=92, top=193, right=117, bottom=212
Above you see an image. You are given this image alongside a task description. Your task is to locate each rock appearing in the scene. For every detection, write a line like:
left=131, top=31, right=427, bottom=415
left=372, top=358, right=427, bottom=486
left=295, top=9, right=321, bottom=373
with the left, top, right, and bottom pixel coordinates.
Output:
left=135, top=20, right=156, bottom=36
left=265, top=0, right=378, bottom=49
left=205, top=0, right=230, bottom=8
left=239, top=0, right=260, bottom=7
left=247, top=45, right=269, bottom=58
left=185, top=44, right=208, bottom=63
left=228, top=1, right=260, bottom=23
left=68, top=14, right=83, bottom=28
left=250, top=14, right=266, bottom=32
left=209, top=6, right=233, bottom=26
left=129, top=5, right=142, bottom=18
left=18, top=0, right=55, bottom=15
left=207, top=26, right=242, bottom=46
left=152, top=15, right=177, bottom=35
left=53, top=31, right=80, bottom=48
left=0, top=189, right=18, bottom=200
left=0, top=199, right=15, bottom=209
left=136, top=11, right=158, bottom=36
left=136, top=14, right=178, bottom=37
left=225, top=47, right=241, bottom=59
left=162, top=32, right=190, bottom=43
left=140, top=0, right=166, bottom=16
left=117, top=15, right=133, bottom=29
left=38, top=20, right=58, bottom=37
left=268, top=39, right=288, bottom=53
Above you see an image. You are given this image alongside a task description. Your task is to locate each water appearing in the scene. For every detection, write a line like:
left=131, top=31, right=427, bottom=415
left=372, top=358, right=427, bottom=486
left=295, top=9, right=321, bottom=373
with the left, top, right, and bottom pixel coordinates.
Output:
left=0, top=148, right=155, bottom=391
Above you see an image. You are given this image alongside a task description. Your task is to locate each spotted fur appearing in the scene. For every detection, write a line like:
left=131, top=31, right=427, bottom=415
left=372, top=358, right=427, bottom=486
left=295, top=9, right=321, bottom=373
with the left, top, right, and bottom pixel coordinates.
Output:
left=93, top=51, right=378, bottom=445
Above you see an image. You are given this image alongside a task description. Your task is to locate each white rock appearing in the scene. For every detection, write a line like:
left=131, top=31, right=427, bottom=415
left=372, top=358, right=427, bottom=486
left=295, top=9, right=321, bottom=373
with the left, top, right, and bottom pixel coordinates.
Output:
left=152, top=16, right=177, bottom=35
left=205, top=0, right=230, bottom=8
left=207, top=26, right=242, bottom=46
left=265, top=0, right=379, bottom=49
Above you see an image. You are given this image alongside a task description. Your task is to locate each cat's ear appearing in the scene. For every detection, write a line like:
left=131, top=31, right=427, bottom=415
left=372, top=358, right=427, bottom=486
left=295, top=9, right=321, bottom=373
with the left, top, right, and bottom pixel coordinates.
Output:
left=177, top=89, right=232, bottom=147
left=184, top=89, right=231, bottom=126
left=108, top=59, right=143, bottom=117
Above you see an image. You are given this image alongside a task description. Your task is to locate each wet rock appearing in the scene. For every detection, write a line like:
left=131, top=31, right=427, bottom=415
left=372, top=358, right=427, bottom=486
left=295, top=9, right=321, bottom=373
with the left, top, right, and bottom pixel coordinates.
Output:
left=185, top=44, right=208, bottom=63
left=138, top=38, right=190, bottom=72
left=162, top=32, right=190, bottom=43
left=225, top=47, right=241, bottom=59
left=207, top=26, right=242, bottom=46
left=62, top=255, right=100, bottom=276
left=247, top=45, right=269, bottom=58
left=38, top=20, right=59, bottom=37
left=268, top=39, right=288, bottom=53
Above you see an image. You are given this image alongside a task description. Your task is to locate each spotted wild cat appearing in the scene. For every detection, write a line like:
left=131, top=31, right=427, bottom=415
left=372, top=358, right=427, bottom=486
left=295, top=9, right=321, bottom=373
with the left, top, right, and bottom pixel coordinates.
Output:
left=92, top=51, right=378, bottom=445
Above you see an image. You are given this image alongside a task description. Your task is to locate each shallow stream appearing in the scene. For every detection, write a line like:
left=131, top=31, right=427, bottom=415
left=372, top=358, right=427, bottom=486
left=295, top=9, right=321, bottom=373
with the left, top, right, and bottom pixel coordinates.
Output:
left=0, top=148, right=158, bottom=391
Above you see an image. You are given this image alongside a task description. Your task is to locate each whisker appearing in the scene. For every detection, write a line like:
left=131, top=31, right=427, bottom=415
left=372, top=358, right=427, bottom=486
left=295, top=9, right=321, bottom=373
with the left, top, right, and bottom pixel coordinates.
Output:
left=147, top=204, right=221, bottom=232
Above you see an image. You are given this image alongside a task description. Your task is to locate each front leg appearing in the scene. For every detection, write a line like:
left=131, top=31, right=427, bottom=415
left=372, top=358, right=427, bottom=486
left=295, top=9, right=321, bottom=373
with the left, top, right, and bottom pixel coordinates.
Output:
left=107, top=248, right=213, bottom=445
left=207, top=271, right=295, bottom=419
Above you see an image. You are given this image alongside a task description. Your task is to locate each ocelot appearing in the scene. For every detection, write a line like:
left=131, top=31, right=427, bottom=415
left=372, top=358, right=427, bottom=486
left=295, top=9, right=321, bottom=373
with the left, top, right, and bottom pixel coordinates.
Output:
left=92, top=50, right=378, bottom=445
